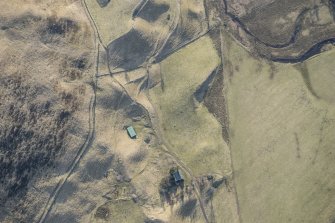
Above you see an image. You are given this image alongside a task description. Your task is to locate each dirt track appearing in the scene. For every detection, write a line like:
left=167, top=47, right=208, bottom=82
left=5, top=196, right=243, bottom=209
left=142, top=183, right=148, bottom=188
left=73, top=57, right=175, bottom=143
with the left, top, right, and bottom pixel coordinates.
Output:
left=37, top=1, right=100, bottom=221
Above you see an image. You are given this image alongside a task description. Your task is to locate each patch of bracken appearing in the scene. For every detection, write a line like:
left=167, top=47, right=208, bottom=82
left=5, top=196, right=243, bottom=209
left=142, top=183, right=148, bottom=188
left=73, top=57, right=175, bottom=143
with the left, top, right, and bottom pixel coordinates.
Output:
left=71, top=57, right=87, bottom=70
left=178, top=199, right=197, bottom=218
left=46, top=18, right=78, bottom=35
left=129, top=149, right=147, bottom=163
left=0, top=14, right=42, bottom=30
left=0, top=73, right=72, bottom=201
left=159, top=170, right=183, bottom=205
left=39, top=17, right=79, bottom=43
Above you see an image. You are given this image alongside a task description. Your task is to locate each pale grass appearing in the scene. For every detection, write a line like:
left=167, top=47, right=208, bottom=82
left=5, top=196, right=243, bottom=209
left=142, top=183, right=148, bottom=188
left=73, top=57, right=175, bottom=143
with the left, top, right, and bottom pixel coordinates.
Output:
left=224, top=32, right=335, bottom=223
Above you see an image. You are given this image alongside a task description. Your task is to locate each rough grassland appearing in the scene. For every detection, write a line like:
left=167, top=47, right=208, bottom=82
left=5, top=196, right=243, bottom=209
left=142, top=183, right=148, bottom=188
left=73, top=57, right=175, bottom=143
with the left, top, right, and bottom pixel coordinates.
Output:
left=148, top=35, right=231, bottom=177
left=224, top=33, right=335, bottom=223
left=305, top=47, right=335, bottom=104
left=0, top=1, right=94, bottom=221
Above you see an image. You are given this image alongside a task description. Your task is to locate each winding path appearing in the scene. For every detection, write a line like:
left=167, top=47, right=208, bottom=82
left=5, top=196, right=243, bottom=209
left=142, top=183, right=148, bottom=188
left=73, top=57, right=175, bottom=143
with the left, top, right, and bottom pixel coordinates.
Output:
left=37, top=1, right=244, bottom=222
left=37, top=1, right=100, bottom=222
left=106, top=64, right=211, bottom=223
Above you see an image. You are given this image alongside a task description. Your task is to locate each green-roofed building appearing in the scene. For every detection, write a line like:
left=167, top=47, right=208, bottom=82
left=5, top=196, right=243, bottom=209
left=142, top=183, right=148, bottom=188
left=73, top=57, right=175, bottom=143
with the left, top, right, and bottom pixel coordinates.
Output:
left=126, top=126, right=137, bottom=139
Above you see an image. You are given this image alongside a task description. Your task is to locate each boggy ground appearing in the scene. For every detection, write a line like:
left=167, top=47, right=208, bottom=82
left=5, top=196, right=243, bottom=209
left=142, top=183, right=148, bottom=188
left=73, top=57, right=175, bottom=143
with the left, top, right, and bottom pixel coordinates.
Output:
left=217, top=0, right=335, bottom=61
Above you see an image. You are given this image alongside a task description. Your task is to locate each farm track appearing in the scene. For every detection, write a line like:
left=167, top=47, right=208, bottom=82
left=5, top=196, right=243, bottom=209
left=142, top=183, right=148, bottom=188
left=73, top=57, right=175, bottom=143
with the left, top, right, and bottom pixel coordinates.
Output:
left=106, top=56, right=211, bottom=223
left=38, top=92, right=97, bottom=223
left=218, top=26, right=242, bottom=223
left=150, top=0, right=181, bottom=61
left=96, top=25, right=216, bottom=79
left=208, top=2, right=335, bottom=223
left=37, top=1, right=100, bottom=222
left=103, top=10, right=212, bottom=222
left=82, top=0, right=106, bottom=49
left=132, top=0, right=150, bottom=19
left=144, top=93, right=210, bottom=223
left=38, top=1, right=228, bottom=222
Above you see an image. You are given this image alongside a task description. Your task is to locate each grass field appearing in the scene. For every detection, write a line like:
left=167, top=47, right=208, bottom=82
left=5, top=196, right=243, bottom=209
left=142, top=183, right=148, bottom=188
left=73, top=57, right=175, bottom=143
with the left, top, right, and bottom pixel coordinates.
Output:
left=224, top=32, right=335, bottom=223
left=148, top=35, right=231, bottom=177
left=85, top=0, right=140, bottom=45
left=304, top=47, right=335, bottom=104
